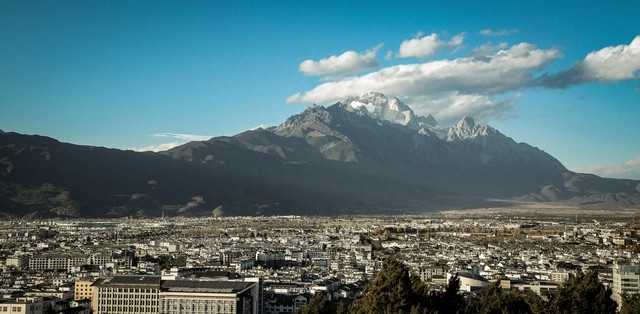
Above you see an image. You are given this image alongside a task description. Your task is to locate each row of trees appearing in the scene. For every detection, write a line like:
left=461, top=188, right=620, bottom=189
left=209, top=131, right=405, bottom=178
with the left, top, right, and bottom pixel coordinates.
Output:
left=298, top=255, right=640, bottom=314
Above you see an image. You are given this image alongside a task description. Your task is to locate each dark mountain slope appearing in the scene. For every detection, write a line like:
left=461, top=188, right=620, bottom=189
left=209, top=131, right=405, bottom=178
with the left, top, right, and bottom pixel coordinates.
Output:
left=1, top=93, right=639, bottom=217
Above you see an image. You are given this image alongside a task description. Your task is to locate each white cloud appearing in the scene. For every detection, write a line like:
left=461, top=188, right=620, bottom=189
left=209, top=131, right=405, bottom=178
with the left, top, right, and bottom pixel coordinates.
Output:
left=397, top=32, right=464, bottom=58
left=128, top=133, right=214, bottom=152
left=384, top=50, right=393, bottom=61
left=132, top=142, right=184, bottom=152
left=288, top=42, right=559, bottom=125
left=250, top=124, right=267, bottom=130
left=470, top=42, right=509, bottom=57
left=153, top=133, right=212, bottom=141
left=479, top=28, right=519, bottom=37
left=541, top=35, right=640, bottom=87
left=299, top=45, right=382, bottom=76
left=576, top=155, right=640, bottom=180
left=408, top=93, right=517, bottom=126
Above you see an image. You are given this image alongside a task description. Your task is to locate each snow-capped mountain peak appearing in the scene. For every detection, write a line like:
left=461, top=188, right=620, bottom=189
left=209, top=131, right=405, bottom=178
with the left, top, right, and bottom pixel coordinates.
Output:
left=342, top=92, right=438, bottom=130
left=447, top=115, right=498, bottom=141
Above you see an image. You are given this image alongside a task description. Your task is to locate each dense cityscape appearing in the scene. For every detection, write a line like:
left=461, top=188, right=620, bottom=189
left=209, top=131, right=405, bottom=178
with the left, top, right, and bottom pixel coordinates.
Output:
left=1, top=210, right=640, bottom=313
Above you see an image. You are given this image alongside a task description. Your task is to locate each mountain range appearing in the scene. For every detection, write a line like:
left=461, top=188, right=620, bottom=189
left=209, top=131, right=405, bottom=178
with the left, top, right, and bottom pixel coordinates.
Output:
left=2, top=92, right=639, bottom=218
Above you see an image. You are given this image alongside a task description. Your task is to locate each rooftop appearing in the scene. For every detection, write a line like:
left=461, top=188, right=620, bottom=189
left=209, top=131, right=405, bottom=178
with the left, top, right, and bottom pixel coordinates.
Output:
left=161, top=280, right=254, bottom=294
left=93, top=276, right=161, bottom=287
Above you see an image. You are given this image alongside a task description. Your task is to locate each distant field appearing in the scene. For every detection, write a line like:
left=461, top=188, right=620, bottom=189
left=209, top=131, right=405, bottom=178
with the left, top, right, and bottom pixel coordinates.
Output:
left=440, top=202, right=640, bottom=219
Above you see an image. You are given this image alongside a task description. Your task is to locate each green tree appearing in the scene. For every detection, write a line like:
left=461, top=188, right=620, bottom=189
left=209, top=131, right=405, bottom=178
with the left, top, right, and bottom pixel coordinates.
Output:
left=349, top=255, right=416, bottom=314
left=620, top=293, right=640, bottom=314
left=523, top=290, right=552, bottom=314
left=552, top=270, right=617, bottom=314
left=467, top=282, right=533, bottom=314
left=297, top=292, right=331, bottom=314
left=336, top=300, right=350, bottom=314
left=436, top=273, right=466, bottom=314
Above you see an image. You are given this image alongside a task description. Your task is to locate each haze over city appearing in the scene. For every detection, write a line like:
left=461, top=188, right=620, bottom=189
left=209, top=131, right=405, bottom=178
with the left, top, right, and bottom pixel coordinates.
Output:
left=1, top=0, right=639, bottom=179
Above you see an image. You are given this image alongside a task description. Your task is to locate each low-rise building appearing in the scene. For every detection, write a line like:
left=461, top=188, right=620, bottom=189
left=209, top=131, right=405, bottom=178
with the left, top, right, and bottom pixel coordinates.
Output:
left=0, top=297, right=44, bottom=314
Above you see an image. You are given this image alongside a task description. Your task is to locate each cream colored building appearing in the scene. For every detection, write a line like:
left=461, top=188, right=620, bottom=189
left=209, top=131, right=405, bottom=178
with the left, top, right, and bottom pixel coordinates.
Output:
left=613, top=264, right=640, bottom=306
left=74, top=277, right=96, bottom=301
left=550, top=271, right=573, bottom=283
left=159, top=280, right=258, bottom=314
left=91, top=275, right=161, bottom=314
left=91, top=275, right=259, bottom=314
left=0, top=297, right=44, bottom=314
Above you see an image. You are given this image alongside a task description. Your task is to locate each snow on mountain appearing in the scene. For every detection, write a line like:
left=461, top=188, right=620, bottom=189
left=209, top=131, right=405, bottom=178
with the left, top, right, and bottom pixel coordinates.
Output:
left=339, top=92, right=505, bottom=141
left=446, top=115, right=498, bottom=141
left=341, top=92, right=439, bottom=132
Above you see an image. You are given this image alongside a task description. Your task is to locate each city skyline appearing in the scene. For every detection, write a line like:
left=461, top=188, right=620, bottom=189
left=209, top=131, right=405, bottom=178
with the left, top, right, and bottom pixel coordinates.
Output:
left=1, top=1, right=639, bottom=179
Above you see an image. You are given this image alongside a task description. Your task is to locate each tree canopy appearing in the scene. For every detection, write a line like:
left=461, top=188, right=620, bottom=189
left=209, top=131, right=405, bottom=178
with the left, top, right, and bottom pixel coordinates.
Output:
left=298, top=256, right=625, bottom=314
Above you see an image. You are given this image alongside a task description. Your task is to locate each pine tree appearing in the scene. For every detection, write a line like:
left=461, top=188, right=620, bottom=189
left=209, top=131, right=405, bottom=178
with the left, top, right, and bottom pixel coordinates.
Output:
left=621, top=293, right=640, bottom=314
left=439, top=273, right=465, bottom=313
left=336, top=300, right=350, bottom=314
left=552, top=270, right=617, bottom=314
left=297, top=292, right=331, bottom=314
left=467, top=282, right=534, bottom=314
left=349, top=255, right=416, bottom=314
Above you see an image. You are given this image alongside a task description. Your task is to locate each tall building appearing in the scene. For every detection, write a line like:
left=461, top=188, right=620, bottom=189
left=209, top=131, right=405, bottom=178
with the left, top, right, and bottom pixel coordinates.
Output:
left=90, top=275, right=259, bottom=314
left=418, top=265, right=448, bottom=282
left=74, top=277, right=96, bottom=301
left=612, top=264, right=640, bottom=306
left=159, top=280, right=258, bottom=314
left=91, top=275, right=161, bottom=314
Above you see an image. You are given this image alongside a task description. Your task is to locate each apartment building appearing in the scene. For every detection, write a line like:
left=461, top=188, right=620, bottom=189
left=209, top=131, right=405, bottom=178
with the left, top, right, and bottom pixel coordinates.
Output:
left=159, top=280, right=258, bottom=314
left=613, top=264, right=640, bottom=306
left=418, top=265, right=448, bottom=282
left=0, top=297, right=44, bottom=314
left=90, top=275, right=259, bottom=314
left=74, top=277, right=96, bottom=301
left=91, top=276, right=161, bottom=314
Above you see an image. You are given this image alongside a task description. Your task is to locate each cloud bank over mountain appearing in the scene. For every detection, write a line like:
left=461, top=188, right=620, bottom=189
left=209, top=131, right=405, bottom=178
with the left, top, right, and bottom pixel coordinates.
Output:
left=288, top=39, right=560, bottom=125
left=288, top=35, right=640, bottom=128
left=577, top=155, right=640, bottom=181
left=540, top=35, right=640, bottom=88
left=131, top=133, right=214, bottom=152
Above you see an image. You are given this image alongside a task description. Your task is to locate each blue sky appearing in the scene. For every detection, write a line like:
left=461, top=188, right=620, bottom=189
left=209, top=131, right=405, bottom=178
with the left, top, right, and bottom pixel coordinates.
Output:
left=1, top=0, right=639, bottom=179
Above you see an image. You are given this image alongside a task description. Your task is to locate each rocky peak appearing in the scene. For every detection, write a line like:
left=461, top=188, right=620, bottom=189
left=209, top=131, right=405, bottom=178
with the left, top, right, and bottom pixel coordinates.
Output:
left=341, top=92, right=438, bottom=130
left=447, top=115, right=497, bottom=141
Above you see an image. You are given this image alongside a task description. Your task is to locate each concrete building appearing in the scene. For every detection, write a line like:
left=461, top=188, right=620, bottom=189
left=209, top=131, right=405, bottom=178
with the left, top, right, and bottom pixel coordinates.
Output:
left=74, top=277, right=96, bottom=301
left=454, top=272, right=490, bottom=292
left=550, top=271, right=573, bottom=283
left=91, top=275, right=161, bottom=314
left=0, top=297, right=44, bottom=314
left=613, top=264, right=640, bottom=306
left=418, top=265, right=447, bottom=282
left=513, top=281, right=559, bottom=296
left=159, top=280, right=258, bottom=314
left=90, top=275, right=259, bottom=314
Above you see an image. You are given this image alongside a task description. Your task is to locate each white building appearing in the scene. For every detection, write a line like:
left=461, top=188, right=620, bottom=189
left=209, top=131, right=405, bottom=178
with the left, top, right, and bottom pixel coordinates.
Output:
left=613, top=264, right=640, bottom=306
left=453, top=272, right=490, bottom=292
left=0, top=297, right=44, bottom=314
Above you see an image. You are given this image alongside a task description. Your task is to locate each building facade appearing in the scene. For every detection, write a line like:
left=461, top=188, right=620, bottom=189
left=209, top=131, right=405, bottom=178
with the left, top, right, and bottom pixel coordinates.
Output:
left=90, top=275, right=259, bottom=314
left=613, top=264, right=640, bottom=306
left=159, top=280, right=257, bottom=314
left=74, top=277, right=96, bottom=301
left=0, top=297, right=44, bottom=314
left=91, top=275, right=161, bottom=314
